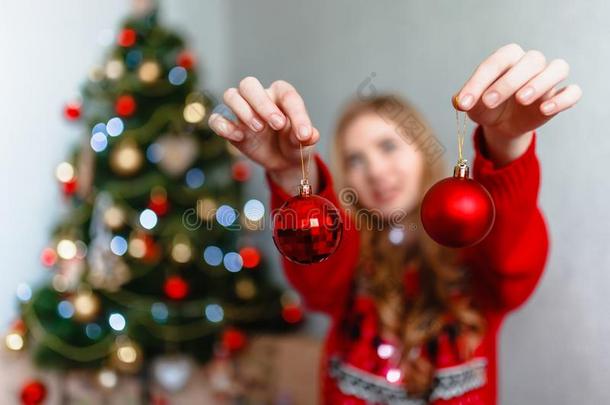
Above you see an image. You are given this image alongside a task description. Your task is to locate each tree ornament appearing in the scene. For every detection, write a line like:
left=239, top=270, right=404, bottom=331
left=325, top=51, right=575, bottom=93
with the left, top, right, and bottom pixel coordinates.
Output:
left=111, top=336, right=142, bottom=373
left=176, top=50, right=195, bottom=70
left=20, top=380, right=47, bottom=405
left=221, top=327, right=247, bottom=353
left=420, top=104, right=495, bottom=248
left=164, top=275, right=189, bottom=300
left=70, top=289, right=100, bottom=323
left=117, top=28, right=137, bottom=47
left=115, top=95, right=137, bottom=117
left=64, top=102, right=81, bottom=121
left=110, top=139, right=143, bottom=176
left=138, top=60, right=161, bottom=83
left=272, top=144, right=343, bottom=264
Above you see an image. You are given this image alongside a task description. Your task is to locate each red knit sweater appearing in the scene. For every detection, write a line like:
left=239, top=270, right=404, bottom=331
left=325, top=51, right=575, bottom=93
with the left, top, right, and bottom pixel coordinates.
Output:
left=265, top=125, right=549, bottom=404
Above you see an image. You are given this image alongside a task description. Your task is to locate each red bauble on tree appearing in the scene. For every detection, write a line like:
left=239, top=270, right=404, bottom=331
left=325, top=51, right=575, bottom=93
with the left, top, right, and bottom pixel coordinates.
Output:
left=118, top=28, right=137, bottom=47
left=164, top=275, right=189, bottom=300
left=421, top=160, right=495, bottom=248
left=115, top=95, right=136, bottom=117
left=20, top=380, right=47, bottom=405
left=272, top=178, right=343, bottom=265
left=63, top=102, right=81, bottom=121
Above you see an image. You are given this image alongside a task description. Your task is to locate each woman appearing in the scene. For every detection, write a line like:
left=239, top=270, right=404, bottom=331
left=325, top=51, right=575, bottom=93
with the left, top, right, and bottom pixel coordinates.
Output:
left=209, top=43, right=581, bottom=404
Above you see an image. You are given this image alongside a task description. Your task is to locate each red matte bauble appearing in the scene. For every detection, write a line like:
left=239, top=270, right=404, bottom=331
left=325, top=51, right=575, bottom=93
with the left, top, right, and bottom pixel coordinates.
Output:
left=272, top=181, right=342, bottom=265
left=164, top=276, right=189, bottom=300
left=421, top=164, right=495, bottom=248
left=20, top=380, right=47, bottom=405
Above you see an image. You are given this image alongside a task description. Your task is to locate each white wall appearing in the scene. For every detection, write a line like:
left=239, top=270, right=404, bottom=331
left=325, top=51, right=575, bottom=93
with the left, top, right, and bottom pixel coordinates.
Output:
left=0, top=0, right=229, bottom=329
left=224, top=1, right=610, bottom=404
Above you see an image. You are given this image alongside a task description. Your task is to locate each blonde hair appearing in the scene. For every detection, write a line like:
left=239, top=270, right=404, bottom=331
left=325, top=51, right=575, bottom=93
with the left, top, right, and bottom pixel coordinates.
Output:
left=331, top=94, right=486, bottom=397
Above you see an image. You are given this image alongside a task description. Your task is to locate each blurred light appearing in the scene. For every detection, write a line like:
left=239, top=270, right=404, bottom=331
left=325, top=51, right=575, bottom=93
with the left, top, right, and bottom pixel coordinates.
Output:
left=183, top=102, right=206, bottom=123
left=168, top=66, right=187, bottom=85
left=16, top=283, right=32, bottom=302
left=57, top=239, right=77, bottom=260
left=205, top=304, right=224, bottom=323
left=216, top=205, right=236, bottom=227
left=223, top=252, right=243, bottom=273
left=75, top=240, right=88, bottom=259
left=151, top=302, right=168, bottom=322
left=58, top=300, right=75, bottom=319
left=185, top=168, right=205, bottom=188
left=139, top=209, right=158, bottom=230
left=106, top=117, right=124, bottom=137
left=117, top=345, right=137, bottom=363
left=146, top=143, right=163, bottom=163
left=91, top=122, right=106, bottom=135
left=85, top=323, right=102, bottom=339
left=91, top=132, right=108, bottom=152
left=98, top=368, right=117, bottom=389
left=203, top=246, right=223, bottom=266
left=244, top=199, right=265, bottom=221
left=5, top=333, right=24, bottom=351
left=105, top=59, right=124, bottom=80
left=110, top=236, right=128, bottom=256
left=55, top=162, right=75, bottom=183
left=129, top=237, right=146, bottom=258
left=138, top=60, right=160, bottom=82
left=388, top=227, right=405, bottom=245
left=377, top=343, right=395, bottom=359
left=109, top=313, right=126, bottom=331
left=386, top=369, right=401, bottom=383
left=52, top=274, right=69, bottom=292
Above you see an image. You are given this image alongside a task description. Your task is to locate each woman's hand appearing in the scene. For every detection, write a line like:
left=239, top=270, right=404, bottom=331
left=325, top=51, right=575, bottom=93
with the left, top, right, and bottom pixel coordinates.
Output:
left=208, top=77, right=320, bottom=192
left=454, top=43, right=582, bottom=165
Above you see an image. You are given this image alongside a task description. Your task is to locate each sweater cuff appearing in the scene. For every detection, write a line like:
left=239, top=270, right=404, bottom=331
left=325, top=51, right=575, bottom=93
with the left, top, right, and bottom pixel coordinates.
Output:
left=472, top=125, right=540, bottom=208
left=264, top=154, right=334, bottom=206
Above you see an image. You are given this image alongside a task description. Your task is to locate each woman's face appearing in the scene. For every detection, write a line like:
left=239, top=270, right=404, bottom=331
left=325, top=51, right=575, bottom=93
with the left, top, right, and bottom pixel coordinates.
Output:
left=341, top=112, right=424, bottom=218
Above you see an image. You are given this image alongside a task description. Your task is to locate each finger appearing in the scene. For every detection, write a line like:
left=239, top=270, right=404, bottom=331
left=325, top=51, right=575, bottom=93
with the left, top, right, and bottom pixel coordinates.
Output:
left=270, top=80, right=314, bottom=142
left=516, top=58, right=570, bottom=105
left=238, top=76, right=287, bottom=130
left=223, top=88, right=265, bottom=132
left=208, top=113, right=245, bottom=142
left=481, top=50, right=547, bottom=108
left=539, top=84, right=582, bottom=116
left=454, top=43, right=525, bottom=110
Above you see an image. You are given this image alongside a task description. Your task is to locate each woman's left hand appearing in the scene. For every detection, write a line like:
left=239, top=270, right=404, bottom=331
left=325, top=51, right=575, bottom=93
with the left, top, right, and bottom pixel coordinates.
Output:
left=454, top=43, right=582, bottom=165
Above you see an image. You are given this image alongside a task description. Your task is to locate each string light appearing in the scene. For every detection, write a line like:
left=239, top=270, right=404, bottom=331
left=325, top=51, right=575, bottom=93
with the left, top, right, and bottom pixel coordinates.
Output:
left=98, top=368, right=118, bottom=389
left=139, top=209, right=158, bottom=230
left=244, top=199, right=265, bottom=221
left=57, top=239, right=77, bottom=260
left=204, top=304, right=224, bottom=323
left=108, top=313, right=126, bottom=331
left=91, top=132, right=108, bottom=152
left=223, top=252, right=243, bottom=273
left=55, top=162, right=75, bottom=183
left=5, top=332, right=24, bottom=351
left=216, top=205, right=236, bottom=228
left=183, top=102, right=206, bottom=123
left=185, top=168, right=205, bottom=188
left=386, top=368, right=402, bottom=383
left=106, top=117, right=124, bottom=137
left=57, top=300, right=75, bottom=319
left=168, top=66, right=187, bottom=85
left=16, top=283, right=32, bottom=302
left=110, top=236, right=128, bottom=256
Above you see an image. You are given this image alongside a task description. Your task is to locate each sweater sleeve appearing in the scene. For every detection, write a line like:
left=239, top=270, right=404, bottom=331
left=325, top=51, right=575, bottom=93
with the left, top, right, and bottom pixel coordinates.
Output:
left=265, top=154, right=360, bottom=320
left=460, top=125, right=550, bottom=314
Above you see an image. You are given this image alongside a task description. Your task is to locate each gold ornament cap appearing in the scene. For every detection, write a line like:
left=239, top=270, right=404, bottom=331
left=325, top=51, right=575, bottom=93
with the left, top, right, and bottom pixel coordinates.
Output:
left=298, top=179, right=312, bottom=197
left=453, top=159, right=470, bottom=179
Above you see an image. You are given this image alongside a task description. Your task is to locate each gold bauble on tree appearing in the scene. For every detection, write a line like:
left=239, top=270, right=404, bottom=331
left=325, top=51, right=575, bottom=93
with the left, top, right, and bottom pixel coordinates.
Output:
left=71, top=290, right=101, bottom=323
left=110, top=139, right=143, bottom=176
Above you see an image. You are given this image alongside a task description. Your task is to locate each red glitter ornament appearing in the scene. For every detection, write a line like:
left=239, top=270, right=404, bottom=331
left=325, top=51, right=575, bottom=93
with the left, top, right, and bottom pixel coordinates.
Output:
left=239, top=247, right=260, bottom=269
left=64, top=102, right=81, bottom=121
left=20, top=380, right=47, bottom=405
left=115, top=95, right=136, bottom=117
left=421, top=160, right=495, bottom=248
left=164, top=276, right=189, bottom=300
left=272, top=179, right=342, bottom=265
left=118, top=28, right=137, bottom=47
left=176, top=51, right=195, bottom=70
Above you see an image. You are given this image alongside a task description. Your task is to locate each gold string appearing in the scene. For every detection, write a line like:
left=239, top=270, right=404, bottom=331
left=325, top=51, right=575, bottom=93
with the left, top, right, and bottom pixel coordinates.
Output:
left=454, top=99, right=468, bottom=163
left=299, top=142, right=311, bottom=181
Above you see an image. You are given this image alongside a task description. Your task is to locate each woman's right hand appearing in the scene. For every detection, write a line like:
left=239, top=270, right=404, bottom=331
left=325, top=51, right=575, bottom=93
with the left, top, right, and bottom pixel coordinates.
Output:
left=208, top=77, right=320, bottom=179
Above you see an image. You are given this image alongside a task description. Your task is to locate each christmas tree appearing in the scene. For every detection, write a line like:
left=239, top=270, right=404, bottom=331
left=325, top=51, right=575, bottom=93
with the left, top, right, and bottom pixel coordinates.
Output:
left=9, top=5, right=302, bottom=395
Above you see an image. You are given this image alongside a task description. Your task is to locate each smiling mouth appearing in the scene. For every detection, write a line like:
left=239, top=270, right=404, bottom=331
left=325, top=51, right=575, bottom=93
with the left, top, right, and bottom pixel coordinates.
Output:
left=373, top=187, right=400, bottom=204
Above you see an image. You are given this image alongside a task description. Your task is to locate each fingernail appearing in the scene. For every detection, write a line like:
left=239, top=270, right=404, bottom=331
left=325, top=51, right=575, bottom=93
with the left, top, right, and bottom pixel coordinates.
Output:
left=269, top=113, right=285, bottom=130
left=519, top=86, right=534, bottom=102
left=251, top=118, right=264, bottom=131
left=541, top=101, right=556, bottom=115
left=298, top=125, right=311, bottom=140
left=216, top=119, right=228, bottom=134
left=459, top=94, right=474, bottom=109
left=483, top=91, right=500, bottom=107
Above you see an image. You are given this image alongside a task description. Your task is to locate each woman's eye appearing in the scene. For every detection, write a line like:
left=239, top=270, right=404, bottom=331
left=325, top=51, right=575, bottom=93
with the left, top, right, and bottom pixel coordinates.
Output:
left=346, top=154, right=364, bottom=168
left=381, top=140, right=397, bottom=152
